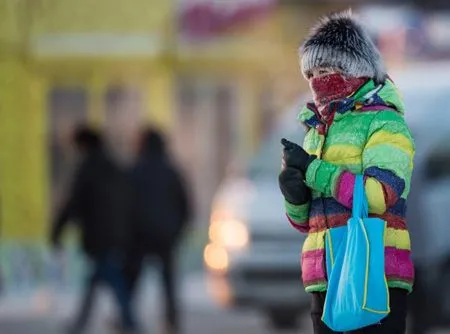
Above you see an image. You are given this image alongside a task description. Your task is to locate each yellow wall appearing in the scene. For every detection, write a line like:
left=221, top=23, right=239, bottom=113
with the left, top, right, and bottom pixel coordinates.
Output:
left=0, top=60, right=47, bottom=240
left=0, top=1, right=47, bottom=240
left=31, top=0, right=174, bottom=34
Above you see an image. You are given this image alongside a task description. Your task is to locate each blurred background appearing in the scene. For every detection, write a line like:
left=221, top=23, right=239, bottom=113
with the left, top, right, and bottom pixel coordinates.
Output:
left=1, top=0, right=450, bottom=333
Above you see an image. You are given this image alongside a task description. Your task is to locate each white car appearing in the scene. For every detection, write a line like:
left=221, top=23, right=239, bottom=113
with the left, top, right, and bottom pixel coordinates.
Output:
left=204, top=61, right=450, bottom=331
left=203, top=100, right=310, bottom=330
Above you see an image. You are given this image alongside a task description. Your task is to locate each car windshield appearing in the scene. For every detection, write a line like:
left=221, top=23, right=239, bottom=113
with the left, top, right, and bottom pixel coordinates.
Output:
left=247, top=120, right=306, bottom=180
left=403, top=91, right=447, bottom=129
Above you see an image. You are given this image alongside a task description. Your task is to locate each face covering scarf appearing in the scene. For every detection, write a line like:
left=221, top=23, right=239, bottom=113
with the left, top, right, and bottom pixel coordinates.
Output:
left=310, top=73, right=368, bottom=110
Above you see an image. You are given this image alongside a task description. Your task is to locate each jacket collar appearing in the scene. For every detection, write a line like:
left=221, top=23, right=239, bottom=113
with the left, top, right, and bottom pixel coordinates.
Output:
left=298, top=79, right=400, bottom=132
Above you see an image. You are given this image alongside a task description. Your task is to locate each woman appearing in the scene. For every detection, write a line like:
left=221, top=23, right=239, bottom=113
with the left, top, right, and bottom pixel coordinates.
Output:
left=278, top=11, right=414, bottom=334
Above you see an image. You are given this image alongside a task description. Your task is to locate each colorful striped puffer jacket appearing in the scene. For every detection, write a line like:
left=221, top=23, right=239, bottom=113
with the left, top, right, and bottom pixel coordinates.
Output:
left=285, top=79, right=415, bottom=293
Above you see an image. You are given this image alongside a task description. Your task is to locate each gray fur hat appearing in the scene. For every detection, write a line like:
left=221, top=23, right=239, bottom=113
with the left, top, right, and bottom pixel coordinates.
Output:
left=300, top=10, right=387, bottom=83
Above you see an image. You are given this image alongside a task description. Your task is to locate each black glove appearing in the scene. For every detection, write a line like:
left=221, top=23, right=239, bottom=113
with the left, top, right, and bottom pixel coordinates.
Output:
left=278, top=167, right=311, bottom=205
left=281, top=138, right=316, bottom=173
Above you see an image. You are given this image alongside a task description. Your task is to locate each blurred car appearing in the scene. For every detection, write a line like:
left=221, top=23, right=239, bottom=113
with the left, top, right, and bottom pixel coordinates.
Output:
left=204, top=61, right=450, bottom=332
left=203, top=100, right=309, bottom=330
left=395, top=63, right=450, bottom=331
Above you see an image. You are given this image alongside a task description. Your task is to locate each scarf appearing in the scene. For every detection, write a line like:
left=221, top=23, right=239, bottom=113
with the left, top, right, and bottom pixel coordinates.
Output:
left=310, top=73, right=368, bottom=122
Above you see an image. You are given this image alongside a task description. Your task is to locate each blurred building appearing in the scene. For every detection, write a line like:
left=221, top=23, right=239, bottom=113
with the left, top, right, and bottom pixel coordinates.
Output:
left=0, top=0, right=349, bottom=242
left=4, top=0, right=450, bottom=240
left=2, top=0, right=450, bottom=296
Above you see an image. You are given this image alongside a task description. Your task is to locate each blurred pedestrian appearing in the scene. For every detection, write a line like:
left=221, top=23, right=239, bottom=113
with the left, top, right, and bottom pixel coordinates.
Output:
left=124, top=127, right=191, bottom=334
left=278, top=11, right=414, bottom=333
left=50, top=125, right=137, bottom=334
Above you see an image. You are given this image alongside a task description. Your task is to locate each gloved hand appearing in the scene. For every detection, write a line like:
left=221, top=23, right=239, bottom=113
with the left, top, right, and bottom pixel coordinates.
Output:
left=281, top=138, right=316, bottom=173
left=278, top=167, right=311, bottom=205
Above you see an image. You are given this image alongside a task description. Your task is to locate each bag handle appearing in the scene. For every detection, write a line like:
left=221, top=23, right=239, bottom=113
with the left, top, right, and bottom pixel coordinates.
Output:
left=352, top=175, right=368, bottom=219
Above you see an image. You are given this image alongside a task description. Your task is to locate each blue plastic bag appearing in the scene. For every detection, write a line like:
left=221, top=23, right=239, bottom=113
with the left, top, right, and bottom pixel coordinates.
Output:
left=322, top=175, right=390, bottom=332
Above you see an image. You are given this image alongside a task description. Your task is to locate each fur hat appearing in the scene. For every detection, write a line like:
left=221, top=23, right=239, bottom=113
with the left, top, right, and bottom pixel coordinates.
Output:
left=300, top=10, right=387, bottom=84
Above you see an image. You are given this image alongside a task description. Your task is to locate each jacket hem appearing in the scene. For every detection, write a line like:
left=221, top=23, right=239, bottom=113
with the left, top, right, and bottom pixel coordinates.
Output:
left=303, top=279, right=413, bottom=294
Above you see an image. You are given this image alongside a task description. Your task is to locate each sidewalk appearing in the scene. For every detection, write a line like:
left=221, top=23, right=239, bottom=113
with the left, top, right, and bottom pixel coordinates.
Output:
left=0, top=273, right=214, bottom=334
left=2, top=273, right=448, bottom=334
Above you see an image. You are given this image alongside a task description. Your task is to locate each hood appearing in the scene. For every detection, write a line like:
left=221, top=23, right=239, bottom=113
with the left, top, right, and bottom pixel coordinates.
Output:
left=298, top=79, right=405, bottom=126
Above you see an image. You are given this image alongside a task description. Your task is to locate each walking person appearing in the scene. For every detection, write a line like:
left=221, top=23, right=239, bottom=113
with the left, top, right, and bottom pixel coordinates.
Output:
left=278, top=11, right=414, bottom=333
left=51, top=125, right=137, bottom=334
left=125, top=127, right=191, bottom=334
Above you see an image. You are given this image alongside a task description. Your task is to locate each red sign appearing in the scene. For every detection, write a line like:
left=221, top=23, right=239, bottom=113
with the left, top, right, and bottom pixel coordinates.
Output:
left=178, top=0, right=277, bottom=41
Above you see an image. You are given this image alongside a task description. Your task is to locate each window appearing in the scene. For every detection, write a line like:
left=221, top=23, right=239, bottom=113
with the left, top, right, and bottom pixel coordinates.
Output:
left=174, top=77, right=238, bottom=225
left=48, top=87, right=88, bottom=213
left=258, top=84, right=276, bottom=143
left=213, top=84, right=236, bottom=187
left=104, top=85, right=142, bottom=161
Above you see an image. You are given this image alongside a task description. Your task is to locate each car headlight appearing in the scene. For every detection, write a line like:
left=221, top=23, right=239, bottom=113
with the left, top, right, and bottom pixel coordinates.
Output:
left=208, top=218, right=249, bottom=250
left=204, top=243, right=229, bottom=273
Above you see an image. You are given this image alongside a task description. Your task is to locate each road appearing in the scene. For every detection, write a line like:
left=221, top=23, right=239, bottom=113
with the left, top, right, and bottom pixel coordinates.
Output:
left=0, top=273, right=448, bottom=334
left=0, top=272, right=307, bottom=334
left=0, top=311, right=304, bottom=334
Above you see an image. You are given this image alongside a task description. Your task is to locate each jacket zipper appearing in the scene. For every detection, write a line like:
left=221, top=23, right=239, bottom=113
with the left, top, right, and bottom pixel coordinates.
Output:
left=320, top=122, right=330, bottom=230
left=320, top=121, right=330, bottom=280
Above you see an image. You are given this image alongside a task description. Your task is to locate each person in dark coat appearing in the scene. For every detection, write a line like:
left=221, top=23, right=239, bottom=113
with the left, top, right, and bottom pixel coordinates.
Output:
left=51, top=125, right=137, bottom=334
left=125, top=127, right=191, bottom=334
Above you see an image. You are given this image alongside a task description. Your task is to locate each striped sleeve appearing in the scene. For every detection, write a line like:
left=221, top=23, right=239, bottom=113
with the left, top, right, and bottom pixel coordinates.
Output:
left=361, top=111, right=414, bottom=213
left=285, top=200, right=310, bottom=233
left=306, top=111, right=414, bottom=215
